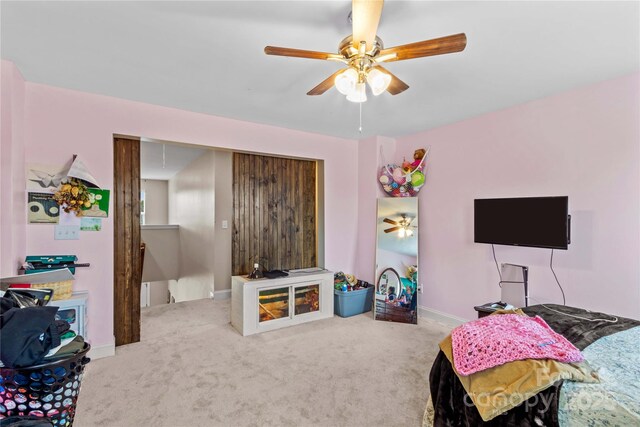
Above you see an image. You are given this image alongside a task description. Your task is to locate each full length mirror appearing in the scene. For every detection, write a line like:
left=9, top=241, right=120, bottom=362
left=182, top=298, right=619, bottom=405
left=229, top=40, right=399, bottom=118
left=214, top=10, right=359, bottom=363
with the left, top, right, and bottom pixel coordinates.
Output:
left=375, top=198, right=418, bottom=324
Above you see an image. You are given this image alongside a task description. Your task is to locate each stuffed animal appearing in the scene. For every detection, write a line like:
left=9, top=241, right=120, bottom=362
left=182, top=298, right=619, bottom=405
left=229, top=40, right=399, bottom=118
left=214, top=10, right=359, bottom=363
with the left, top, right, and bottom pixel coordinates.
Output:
left=334, top=271, right=349, bottom=290
left=411, top=148, right=426, bottom=169
left=345, top=274, right=357, bottom=286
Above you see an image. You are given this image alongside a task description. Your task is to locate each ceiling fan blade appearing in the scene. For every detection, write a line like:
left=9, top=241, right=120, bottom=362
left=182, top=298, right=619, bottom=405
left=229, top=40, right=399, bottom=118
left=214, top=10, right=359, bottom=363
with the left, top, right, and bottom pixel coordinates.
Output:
left=377, top=33, right=467, bottom=62
left=264, top=46, right=346, bottom=62
left=352, top=0, right=384, bottom=51
left=307, top=69, right=345, bottom=96
left=383, top=218, right=398, bottom=225
left=375, top=66, right=409, bottom=95
left=384, top=226, right=402, bottom=233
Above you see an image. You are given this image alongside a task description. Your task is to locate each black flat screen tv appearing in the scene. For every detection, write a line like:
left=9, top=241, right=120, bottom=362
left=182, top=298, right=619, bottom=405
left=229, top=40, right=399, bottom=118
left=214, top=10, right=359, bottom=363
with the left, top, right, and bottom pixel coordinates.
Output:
left=474, top=196, right=570, bottom=250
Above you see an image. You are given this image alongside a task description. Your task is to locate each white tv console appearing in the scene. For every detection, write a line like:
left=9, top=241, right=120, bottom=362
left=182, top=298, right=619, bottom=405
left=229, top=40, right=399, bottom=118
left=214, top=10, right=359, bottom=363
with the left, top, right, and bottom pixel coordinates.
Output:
left=231, top=271, right=334, bottom=336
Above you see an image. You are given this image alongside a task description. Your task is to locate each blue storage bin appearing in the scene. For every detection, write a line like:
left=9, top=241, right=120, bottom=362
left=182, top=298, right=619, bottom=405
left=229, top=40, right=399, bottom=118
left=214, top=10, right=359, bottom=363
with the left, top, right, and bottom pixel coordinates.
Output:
left=334, top=286, right=374, bottom=317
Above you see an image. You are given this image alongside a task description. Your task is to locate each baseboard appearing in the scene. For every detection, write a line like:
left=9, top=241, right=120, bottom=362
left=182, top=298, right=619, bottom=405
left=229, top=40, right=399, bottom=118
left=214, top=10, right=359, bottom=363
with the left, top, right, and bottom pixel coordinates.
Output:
left=418, top=305, right=468, bottom=328
left=88, top=337, right=115, bottom=359
left=214, top=289, right=231, bottom=300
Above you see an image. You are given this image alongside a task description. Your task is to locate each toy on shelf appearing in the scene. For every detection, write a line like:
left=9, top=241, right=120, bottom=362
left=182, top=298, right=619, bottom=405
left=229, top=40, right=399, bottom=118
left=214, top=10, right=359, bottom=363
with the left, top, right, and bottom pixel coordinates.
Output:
left=334, top=272, right=371, bottom=292
left=378, top=147, right=430, bottom=197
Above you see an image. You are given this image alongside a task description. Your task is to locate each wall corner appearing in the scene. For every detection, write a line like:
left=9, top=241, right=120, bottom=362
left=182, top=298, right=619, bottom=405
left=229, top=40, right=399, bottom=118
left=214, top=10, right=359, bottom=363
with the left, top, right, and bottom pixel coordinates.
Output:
left=0, top=60, right=27, bottom=277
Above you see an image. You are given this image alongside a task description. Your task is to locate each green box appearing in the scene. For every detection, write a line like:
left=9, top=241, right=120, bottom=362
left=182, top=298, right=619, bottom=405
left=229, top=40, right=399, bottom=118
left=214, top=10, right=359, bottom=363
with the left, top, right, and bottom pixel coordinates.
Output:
left=24, top=255, right=78, bottom=274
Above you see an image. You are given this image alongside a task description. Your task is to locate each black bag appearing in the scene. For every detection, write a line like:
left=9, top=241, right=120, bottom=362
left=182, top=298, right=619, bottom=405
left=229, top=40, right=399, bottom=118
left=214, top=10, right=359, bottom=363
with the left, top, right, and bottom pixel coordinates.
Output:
left=0, top=416, right=54, bottom=426
left=264, top=269, right=289, bottom=279
left=0, top=296, right=67, bottom=368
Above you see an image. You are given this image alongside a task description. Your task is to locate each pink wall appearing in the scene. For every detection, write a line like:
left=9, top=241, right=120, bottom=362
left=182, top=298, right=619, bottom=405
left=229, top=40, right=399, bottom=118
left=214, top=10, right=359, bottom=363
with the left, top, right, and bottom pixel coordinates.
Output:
left=4, top=58, right=639, bottom=353
left=354, top=136, right=396, bottom=284
left=17, top=71, right=359, bottom=349
left=0, top=61, right=26, bottom=276
left=397, top=72, right=640, bottom=320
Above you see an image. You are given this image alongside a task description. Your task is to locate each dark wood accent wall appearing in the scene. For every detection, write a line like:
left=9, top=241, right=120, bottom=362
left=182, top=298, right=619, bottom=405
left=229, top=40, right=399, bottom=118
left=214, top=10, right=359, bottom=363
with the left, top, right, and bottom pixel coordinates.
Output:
left=113, top=136, right=141, bottom=346
left=232, top=153, right=317, bottom=275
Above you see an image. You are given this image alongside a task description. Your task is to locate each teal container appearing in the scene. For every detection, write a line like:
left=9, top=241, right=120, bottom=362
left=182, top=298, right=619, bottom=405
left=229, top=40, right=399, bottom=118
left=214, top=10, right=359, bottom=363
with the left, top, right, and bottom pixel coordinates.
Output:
left=334, top=286, right=374, bottom=317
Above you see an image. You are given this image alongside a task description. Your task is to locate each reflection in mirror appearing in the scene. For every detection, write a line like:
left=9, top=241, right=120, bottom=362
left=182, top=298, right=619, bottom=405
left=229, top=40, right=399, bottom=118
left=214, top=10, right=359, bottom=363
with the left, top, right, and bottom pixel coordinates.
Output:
left=375, top=198, right=418, bottom=324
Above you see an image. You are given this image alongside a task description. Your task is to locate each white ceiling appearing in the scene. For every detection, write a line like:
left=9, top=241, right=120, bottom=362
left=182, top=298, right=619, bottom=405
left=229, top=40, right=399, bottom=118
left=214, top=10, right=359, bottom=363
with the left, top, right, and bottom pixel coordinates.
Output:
left=140, top=140, right=206, bottom=180
left=2, top=1, right=638, bottom=139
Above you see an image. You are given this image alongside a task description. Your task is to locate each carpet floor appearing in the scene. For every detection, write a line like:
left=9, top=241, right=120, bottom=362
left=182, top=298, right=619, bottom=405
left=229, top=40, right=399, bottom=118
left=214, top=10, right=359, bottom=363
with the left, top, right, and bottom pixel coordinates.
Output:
left=74, top=299, right=451, bottom=427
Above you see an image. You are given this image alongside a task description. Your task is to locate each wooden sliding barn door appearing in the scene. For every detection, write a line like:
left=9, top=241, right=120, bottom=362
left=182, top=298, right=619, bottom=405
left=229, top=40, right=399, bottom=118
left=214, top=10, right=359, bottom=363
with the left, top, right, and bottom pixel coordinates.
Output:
left=113, top=136, right=141, bottom=346
left=232, top=153, right=317, bottom=275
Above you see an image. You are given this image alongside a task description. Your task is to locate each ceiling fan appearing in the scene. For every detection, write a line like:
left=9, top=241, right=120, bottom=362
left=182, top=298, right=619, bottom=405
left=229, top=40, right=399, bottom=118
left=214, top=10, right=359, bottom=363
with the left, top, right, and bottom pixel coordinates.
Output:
left=383, top=214, right=416, bottom=237
left=264, top=0, right=467, bottom=102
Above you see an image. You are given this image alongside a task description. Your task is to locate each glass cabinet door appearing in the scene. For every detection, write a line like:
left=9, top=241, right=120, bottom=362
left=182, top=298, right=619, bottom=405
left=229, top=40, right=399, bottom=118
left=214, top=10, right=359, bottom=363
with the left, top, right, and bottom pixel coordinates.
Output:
left=258, top=287, right=290, bottom=322
left=294, top=284, right=320, bottom=315
left=56, top=308, right=77, bottom=325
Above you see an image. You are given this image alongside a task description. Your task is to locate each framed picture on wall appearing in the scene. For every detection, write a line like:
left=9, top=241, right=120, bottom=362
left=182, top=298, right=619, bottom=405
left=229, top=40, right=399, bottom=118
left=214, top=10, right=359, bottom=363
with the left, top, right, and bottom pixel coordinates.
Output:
left=81, top=189, right=110, bottom=217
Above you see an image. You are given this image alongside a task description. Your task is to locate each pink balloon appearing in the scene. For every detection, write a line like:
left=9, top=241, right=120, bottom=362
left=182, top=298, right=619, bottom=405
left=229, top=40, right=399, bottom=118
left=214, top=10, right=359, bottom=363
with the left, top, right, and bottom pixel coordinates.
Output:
left=392, top=168, right=406, bottom=184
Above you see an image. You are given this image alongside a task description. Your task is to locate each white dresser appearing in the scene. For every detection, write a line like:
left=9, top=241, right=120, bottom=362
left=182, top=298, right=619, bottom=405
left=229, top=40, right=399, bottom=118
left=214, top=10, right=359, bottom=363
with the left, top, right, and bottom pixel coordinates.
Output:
left=231, top=271, right=334, bottom=336
left=49, top=291, right=88, bottom=339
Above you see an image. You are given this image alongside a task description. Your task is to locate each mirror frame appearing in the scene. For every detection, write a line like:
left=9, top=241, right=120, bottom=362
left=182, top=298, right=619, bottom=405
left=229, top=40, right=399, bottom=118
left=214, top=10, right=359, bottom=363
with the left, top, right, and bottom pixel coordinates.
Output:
left=376, top=267, right=402, bottom=298
left=374, top=197, right=419, bottom=324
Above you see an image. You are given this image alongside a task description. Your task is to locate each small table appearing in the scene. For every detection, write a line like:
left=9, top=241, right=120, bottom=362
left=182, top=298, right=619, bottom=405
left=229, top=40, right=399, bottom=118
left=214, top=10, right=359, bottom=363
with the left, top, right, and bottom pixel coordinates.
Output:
left=473, top=302, right=506, bottom=318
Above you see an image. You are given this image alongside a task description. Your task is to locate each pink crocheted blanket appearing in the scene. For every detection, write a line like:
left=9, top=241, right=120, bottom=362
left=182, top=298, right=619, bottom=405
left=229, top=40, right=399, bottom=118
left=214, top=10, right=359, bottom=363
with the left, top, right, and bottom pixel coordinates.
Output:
left=451, top=314, right=583, bottom=376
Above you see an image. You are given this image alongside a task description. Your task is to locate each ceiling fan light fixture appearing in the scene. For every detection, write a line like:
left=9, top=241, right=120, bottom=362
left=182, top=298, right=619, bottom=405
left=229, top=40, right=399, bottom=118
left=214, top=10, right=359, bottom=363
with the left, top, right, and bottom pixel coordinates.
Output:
left=398, top=227, right=406, bottom=238
left=367, top=68, right=392, bottom=96
left=335, top=68, right=358, bottom=95
left=264, top=1, right=468, bottom=102
left=346, top=82, right=367, bottom=103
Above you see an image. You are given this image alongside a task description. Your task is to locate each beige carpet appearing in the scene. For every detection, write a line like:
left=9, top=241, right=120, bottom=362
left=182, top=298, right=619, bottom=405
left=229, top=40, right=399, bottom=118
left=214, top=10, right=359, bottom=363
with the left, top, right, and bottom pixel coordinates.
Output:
left=74, top=299, right=451, bottom=427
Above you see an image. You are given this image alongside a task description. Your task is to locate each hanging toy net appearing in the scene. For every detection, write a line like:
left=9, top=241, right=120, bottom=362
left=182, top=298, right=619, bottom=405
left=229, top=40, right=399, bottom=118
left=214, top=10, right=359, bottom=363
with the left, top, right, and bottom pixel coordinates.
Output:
left=378, top=147, right=429, bottom=197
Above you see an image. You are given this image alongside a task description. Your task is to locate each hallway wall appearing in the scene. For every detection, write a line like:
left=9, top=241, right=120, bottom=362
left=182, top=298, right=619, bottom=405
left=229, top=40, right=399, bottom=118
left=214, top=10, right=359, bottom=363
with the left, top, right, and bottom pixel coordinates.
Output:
left=213, top=151, right=233, bottom=293
left=168, top=151, right=216, bottom=301
left=141, top=179, right=168, bottom=225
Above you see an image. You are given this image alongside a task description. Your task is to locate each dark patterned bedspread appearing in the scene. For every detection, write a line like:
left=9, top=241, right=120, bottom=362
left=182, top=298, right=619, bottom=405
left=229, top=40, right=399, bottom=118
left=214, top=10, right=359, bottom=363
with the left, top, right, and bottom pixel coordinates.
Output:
left=429, top=304, right=640, bottom=426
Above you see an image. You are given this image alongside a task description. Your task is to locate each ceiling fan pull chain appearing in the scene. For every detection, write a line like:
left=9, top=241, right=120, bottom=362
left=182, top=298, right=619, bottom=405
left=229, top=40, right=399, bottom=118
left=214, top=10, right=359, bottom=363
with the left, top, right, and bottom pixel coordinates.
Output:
left=359, top=102, right=363, bottom=133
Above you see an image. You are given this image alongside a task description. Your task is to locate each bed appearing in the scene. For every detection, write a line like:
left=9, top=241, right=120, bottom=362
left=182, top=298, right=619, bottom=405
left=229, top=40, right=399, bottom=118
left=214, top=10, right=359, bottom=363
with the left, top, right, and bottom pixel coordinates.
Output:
left=425, top=304, right=640, bottom=426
